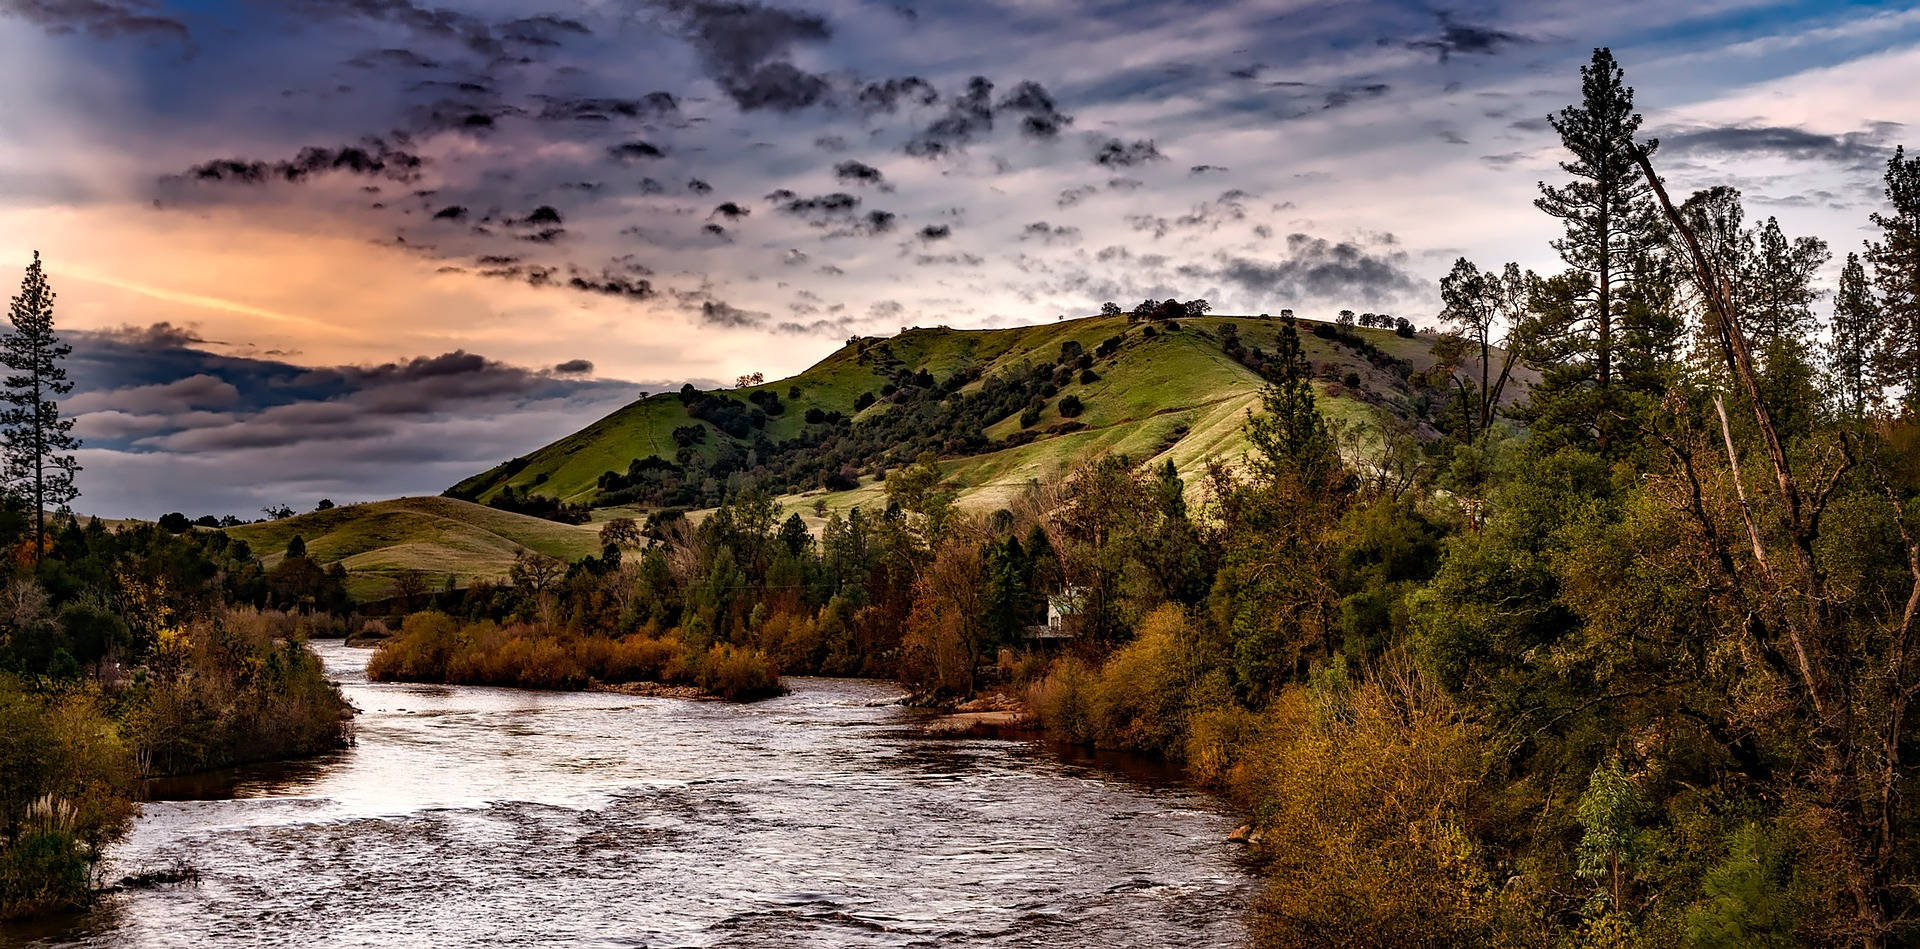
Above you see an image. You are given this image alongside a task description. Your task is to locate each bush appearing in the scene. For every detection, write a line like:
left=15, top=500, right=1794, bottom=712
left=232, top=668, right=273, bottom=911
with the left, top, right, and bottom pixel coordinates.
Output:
left=697, top=644, right=783, bottom=700
left=0, top=681, right=137, bottom=921
left=369, top=611, right=783, bottom=701
left=1058, top=395, right=1084, bottom=418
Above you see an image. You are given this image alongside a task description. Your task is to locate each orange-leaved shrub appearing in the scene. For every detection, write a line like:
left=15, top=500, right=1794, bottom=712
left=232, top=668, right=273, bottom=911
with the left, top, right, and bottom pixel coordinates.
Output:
left=368, top=611, right=783, bottom=700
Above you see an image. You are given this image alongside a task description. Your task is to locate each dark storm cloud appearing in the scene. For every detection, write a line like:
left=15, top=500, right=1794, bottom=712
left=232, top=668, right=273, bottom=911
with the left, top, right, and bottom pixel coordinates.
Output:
left=905, top=76, right=994, bottom=158
left=536, top=93, right=679, bottom=122
left=1210, top=233, right=1422, bottom=304
left=553, top=359, right=594, bottom=374
left=834, top=160, right=886, bottom=186
left=1092, top=138, right=1163, bottom=168
left=1404, top=12, right=1529, bottom=62
left=996, top=80, right=1072, bottom=139
left=608, top=140, right=667, bottom=161
left=1190, top=164, right=1228, bottom=175
left=856, top=76, right=937, bottom=113
left=699, top=299, right=769, bottom=327
left=711, top=201, right=750, bottom=219
left=172, top=141, right=424, bottom=186
left=298, top=0, right=502, bottom=56
left=777, top=191, right=860, bottom=221
left=1658, top=122, right=1901, bottom=170
left=432, top=205, right=467, bottom=220
left=499, top=13, right=589, bottom=48
left=1020, top=221, right=1080, bottom=245
left=916, top=224, right=950, bottom=241
left=345, top=48, right=439, bottom=69
left=659, top=0, right=833, bottom=112
left=1, top=0, right=189, bottom=43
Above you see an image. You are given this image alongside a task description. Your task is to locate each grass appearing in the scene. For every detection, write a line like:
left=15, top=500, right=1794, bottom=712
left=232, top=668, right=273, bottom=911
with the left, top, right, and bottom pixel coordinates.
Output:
left=224, top=497, right=602, bottom=600
left=259, top=314, right=1516, bottom=599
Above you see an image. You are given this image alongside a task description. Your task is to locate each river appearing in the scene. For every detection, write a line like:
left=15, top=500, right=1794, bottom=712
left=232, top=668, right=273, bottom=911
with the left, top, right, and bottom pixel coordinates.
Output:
left=5, top=641, right=1255, bottom=948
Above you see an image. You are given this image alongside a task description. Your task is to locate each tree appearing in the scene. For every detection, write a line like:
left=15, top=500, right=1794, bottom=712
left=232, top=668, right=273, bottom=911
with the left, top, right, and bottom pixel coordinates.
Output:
left=314, top=499, right=335, bottom=511
left=262, top=504, right=295, bottom=520
left=1745, top=215, right=1828, bottom=350
left=598, top=517, right=644, bottom=549
left=734, top=371, right=765, bottom=389
left=2, top=253, right=80, bottom=558
left=1246, top=317, right=1340, bottom=492
left=1868, top=146, right=1920, bottom=412
left=1828, top=252, right=1881, bottom=417
left=1534, top=47, right=1662, bottom=392
left=285, top=535, right=306, bottom=559
left=1439, top=258, right=1529, bottom=440
left=1099, top=301, right=1123, bottom=317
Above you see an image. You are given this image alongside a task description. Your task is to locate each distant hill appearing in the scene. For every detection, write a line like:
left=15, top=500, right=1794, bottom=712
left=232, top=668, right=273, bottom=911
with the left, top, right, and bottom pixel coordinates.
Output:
left=258, top=313, right=1527, bottom=600
left=224, top=496, right=602, bottom=601
left=452, top=313, right=1510, bottom=515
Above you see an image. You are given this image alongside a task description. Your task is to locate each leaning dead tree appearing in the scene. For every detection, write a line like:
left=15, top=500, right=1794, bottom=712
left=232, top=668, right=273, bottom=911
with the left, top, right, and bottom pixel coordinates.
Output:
left=1637, top=144, right=1920, bottom=945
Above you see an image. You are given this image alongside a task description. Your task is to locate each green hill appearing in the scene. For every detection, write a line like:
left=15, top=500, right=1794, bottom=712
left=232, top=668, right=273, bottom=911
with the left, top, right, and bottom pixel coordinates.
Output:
left=224, top=496, right=602, bottom=601
left=262, top=313, right=1526, bottom=600
left=453, top=314, right=1497, bottom=513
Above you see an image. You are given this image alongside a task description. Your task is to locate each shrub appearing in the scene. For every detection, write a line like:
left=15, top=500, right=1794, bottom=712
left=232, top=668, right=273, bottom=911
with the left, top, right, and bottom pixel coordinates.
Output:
left=1058, top=395, right=1084, bottom=418
left=696, top=644, right=783, bottom=700
left=0, top=682, right=137, bottom=920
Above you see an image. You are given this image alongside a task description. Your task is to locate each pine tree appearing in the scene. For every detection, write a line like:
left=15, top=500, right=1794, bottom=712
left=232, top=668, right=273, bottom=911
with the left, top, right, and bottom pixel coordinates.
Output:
left=1247, top=316, right=1339, bottom=491
left=2, top=252, right=80, bottom=558
left=1867, top=146, right=1920, bottom=412
left=1746, top=215, right=1829, bottom=350
left=1828, top=252, right=1881, bottom=418
left=1534, top=47, right=1664, bottom=392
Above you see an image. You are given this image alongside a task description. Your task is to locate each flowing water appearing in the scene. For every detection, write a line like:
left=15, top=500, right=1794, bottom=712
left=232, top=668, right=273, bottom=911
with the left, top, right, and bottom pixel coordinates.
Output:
left=5, top=641, right=1254, bottom=948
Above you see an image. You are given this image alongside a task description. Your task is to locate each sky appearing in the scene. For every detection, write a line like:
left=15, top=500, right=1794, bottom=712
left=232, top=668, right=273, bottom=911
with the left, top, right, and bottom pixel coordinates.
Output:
left=0, top=0, right=1915, bottom=517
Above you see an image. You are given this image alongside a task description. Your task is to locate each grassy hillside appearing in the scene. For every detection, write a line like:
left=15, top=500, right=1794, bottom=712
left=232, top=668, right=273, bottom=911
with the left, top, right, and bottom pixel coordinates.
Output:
left=225, top=496, right=602, bottom=601
left=279, top=313, right=1527, bottom=599
left=454, top=314, right=1500, bottom=511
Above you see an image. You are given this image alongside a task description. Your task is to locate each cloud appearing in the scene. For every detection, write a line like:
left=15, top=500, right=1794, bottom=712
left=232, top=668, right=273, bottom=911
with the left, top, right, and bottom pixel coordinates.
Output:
left=172, top=140, right=424, bottom=186
left=1658, top=121, right=1901, bottom=170
left=698, top=299, right=768, bottom=327
left=1, top=0, right=189, bottom=43
left=1092, top=138, right=1163, bottom=168
left=1210, top=232, right=1422, bottom=305
left=608, top=140, right=667, bottom=161
left=856, top=76, right=937, bottom=113
left=1404, top=13, right=1529, bottom=62
left=996, top=80, right=1072, bottom=139
left=1056, top=185, right=1098, bottom=208
left=1020, top=221, right=1081, bottom=245
left=917, top=224, right=950, bottom=241
left=906, top=76, right=994, bottom=158
left=553, top=358, right=594, bottom=374
left=661, top=0, right=833, bottom=112
left=834, top=160, right=886, bottom=186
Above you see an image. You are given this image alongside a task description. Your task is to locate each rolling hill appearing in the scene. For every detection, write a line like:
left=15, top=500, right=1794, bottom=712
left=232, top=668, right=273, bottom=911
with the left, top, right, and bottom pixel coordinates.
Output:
left=224, top=496, right=603, bottom=601
left=257, top=313, right=1527, bottom=600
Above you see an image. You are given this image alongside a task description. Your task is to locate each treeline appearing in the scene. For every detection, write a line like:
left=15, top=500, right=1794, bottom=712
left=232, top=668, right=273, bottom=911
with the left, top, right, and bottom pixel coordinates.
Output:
left=0, top=256, right=354, bottom=920
left=975, top=49, right=1920, bottom=946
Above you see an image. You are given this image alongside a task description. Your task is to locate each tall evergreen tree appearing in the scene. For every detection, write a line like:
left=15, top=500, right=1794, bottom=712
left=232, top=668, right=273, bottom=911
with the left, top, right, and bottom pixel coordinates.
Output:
left=1827, top=252, right=1881, bottom=418
left=3, top=252, right=80, bottom=558
left=1745, top=215, right=1829, bottom=350
left=1534, top=47, right=1663, bottom=392
left=1246, top=316, right=1340, bottom=491
left=1867, top=146, right=1920, bottom=412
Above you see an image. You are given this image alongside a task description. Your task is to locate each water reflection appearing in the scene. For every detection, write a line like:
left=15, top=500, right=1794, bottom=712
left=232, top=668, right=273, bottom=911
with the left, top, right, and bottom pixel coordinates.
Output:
left=3, top=641, right=1253, bottom=948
